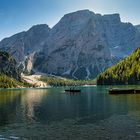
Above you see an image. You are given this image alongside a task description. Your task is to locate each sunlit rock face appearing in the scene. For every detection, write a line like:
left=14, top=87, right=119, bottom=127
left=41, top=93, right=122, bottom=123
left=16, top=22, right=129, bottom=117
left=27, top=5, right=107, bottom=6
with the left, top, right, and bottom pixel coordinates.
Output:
left=34, top=10, right=140, bottom=79
left=1, top=10, right=140, bottom=79
left=0, top=24, right=50, bottom=74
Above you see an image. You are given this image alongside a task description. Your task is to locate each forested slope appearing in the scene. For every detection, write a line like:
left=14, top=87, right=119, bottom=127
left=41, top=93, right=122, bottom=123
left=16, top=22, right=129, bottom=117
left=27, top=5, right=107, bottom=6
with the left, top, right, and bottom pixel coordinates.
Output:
left=97, top=48, right=140, bottom=85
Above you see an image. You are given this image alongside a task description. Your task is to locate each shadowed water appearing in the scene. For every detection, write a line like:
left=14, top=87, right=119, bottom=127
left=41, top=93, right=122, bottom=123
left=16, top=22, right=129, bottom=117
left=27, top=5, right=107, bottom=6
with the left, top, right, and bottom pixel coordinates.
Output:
left=0, top=86, right=140, bottom=139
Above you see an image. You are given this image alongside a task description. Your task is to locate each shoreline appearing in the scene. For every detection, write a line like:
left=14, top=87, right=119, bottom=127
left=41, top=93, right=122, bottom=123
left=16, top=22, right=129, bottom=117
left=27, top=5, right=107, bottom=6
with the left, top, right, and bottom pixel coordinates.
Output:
left=0, top=84, right=97, bottom=90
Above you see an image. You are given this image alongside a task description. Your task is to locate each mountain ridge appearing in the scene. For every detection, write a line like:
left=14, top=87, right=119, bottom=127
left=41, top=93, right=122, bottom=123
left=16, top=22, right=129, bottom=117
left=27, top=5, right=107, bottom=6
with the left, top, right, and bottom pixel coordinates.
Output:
left=0, top=10, right=140, bottom=79
left=0, top=24, right=50, bottom=74
left=34, top=10, right=140, bottom=79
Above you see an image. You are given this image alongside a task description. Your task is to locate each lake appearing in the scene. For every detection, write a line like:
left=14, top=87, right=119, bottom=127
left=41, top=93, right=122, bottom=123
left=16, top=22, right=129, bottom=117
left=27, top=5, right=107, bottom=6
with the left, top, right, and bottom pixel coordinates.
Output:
left=0, top=86, right=140, bottom=140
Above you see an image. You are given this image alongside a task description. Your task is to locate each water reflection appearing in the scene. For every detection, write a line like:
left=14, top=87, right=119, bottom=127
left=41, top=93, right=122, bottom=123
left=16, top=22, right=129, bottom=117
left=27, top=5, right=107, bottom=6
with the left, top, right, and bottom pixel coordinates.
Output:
left=21, top=89, right=47, bottom=121
left=0, top=87, right=140, bottom=139
left=0, top=90, right=21, bottom=126
left=0, top=89, right=48, bottom=126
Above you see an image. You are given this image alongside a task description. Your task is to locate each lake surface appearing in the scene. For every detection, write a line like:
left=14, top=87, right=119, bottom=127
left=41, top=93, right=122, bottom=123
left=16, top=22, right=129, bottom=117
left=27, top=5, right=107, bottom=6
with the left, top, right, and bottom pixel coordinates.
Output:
left=0, top=86, right=140, bottom=139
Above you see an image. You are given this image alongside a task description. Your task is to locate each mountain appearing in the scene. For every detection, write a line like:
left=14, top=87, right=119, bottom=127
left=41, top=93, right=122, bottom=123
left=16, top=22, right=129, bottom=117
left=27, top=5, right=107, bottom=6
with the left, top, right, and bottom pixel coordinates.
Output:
left=0, top=10, right=140, bottom=79
left=34, top=10, right=112, bottom=79
left=0, top=24, right=50, bottom=73
left=97, top=48, right=140, bottom=85
left=0, top=51, right=20, bottom=80
left=135, top=25, right=140, bottom=32
left=34, top=10, right=140, bottom=79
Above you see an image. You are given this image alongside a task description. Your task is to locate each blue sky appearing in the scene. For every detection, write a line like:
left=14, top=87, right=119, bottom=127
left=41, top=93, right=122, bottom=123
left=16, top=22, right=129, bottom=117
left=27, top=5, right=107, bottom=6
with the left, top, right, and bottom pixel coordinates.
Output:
left=0, top=0, right=140, bottom=40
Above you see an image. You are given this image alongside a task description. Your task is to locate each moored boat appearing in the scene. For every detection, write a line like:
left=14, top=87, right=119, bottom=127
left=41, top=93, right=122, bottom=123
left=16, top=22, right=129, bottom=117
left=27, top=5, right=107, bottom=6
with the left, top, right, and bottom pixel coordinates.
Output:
left=109, top=88, right=135, bottom=94
left=65, top=89, right=81, bottom=93
left=134, top=89, right=140, bottom=94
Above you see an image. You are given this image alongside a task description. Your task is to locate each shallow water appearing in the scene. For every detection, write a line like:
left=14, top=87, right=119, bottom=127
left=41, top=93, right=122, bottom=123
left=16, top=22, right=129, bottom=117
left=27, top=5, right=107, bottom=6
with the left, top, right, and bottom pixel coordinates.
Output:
left=0, top=86, right=140, bottom=139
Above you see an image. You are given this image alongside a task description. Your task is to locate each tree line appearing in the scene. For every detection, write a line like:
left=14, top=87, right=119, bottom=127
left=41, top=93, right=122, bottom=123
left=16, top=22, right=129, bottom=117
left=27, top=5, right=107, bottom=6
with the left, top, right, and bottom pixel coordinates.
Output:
left=97, top=48, right=140, bottom=85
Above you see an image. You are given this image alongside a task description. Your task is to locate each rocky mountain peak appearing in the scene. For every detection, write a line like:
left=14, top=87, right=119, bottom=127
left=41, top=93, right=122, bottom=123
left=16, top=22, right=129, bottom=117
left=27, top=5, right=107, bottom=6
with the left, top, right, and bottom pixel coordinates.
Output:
left=52, top=10, right=95, bottom=34
left=34, top=10, right=140, bottom=79
left=28, top=24, right=50, bottom=33
left=63, top=9, right=95, bottom=18
left=103, top=13, right=121, bottom=22
left=1, top=10, right=140, bottom=79
left=0, top=24, right=51, bottom=74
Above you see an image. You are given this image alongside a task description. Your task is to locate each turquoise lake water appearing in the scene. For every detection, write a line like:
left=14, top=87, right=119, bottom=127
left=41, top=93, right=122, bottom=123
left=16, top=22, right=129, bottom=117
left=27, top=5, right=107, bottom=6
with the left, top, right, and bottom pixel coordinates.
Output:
left=0, top=86, right=140, bottom=140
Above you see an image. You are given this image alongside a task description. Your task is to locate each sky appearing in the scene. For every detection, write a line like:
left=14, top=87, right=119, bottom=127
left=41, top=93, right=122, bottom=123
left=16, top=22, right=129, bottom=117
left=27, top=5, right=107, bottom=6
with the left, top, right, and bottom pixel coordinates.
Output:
left=0, top=0, right=140, bottom=40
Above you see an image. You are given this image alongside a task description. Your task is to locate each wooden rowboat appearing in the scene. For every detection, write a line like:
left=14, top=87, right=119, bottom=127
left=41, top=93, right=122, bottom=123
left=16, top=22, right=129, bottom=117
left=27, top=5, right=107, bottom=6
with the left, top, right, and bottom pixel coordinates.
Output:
left=65, top=89, right=81, bottom=93
left=109, top=88, right=135, bottom=94
left=134, top=89, right=140, bottom=94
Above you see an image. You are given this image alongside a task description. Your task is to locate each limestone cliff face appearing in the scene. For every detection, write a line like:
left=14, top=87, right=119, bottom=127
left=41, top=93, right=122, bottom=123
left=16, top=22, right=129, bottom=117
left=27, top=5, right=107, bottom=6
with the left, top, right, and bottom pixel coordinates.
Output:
left=1, top=10, right=140, bottom=79
left=135, top=25, right=140, bottom=32
left=0, top=24, right=50, bottom=73
left=34, top=10, right=140, bottom=79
